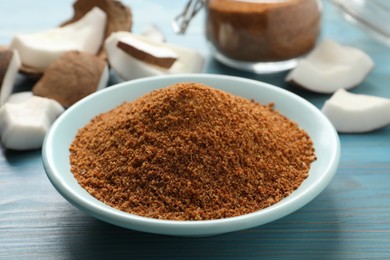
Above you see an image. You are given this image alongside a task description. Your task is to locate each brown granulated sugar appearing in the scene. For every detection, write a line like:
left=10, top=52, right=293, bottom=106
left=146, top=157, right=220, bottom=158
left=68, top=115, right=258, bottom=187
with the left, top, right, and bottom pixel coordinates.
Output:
left=69, top=82, right=316, bottom=220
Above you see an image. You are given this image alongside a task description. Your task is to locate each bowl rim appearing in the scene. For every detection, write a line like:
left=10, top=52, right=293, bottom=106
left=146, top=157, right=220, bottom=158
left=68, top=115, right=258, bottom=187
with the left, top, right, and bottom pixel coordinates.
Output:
left=42, top=73, right=340, bottom=236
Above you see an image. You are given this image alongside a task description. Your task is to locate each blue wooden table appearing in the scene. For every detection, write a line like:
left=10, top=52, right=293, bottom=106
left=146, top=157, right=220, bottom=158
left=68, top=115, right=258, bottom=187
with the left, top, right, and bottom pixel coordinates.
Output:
left=1, top=0, right=390, bottom=258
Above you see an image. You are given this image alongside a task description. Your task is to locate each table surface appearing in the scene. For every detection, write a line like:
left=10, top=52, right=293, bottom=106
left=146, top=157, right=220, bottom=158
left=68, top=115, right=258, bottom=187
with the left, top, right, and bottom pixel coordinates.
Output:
left=1, top=0, right=390, bottom=259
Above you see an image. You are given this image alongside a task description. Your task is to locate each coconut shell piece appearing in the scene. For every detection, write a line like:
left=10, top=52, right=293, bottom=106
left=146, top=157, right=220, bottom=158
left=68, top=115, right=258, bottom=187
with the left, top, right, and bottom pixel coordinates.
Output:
left=322, top=89, right=390, bottom=133
left=13, top=7, right=106, bottom=79
left=0, top=95, right=64, bottom=150
left=32, top=51, right=109, bottom=108
left=19, top=64, right=44, bottom=79
left=61, top=0, right=132, bottom=58
left=117, top=40, right=177, bottom=69
left=285, top=39, right=374, bottom=94
left=0, top=50, right=13, bottom=86
left=105, top=32, right=204, bottom=81
left=0, top=48, right=21, bottom=105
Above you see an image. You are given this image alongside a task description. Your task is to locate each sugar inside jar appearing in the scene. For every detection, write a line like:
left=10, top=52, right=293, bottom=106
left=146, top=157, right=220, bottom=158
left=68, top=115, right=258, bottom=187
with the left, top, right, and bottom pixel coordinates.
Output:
left=174, top=0, right=322, bottom=73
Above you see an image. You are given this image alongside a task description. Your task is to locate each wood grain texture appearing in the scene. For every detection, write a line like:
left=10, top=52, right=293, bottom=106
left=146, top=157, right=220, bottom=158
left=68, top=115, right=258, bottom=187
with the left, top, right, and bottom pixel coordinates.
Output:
left=1, top=0, right=390, bottom=259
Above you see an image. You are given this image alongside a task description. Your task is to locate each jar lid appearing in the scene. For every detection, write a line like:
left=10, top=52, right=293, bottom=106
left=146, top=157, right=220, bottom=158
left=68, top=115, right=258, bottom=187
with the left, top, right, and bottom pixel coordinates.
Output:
left=332, top=0, right=390, bottom=47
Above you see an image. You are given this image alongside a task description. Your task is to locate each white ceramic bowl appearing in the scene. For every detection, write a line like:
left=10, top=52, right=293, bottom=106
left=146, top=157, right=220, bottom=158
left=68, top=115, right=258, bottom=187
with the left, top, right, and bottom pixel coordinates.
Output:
left=42, top=74, right=340, bottom=237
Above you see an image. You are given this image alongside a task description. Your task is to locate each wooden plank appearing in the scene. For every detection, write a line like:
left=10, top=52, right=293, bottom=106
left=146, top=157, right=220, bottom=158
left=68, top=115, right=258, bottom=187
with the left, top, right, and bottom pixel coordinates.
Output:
left=1, top=0, right=390, bottom=259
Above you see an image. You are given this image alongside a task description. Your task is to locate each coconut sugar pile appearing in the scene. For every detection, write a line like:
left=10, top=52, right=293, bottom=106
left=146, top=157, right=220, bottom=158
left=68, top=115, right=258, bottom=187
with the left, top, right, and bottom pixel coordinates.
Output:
left=69, top=82, right=316, bottom=220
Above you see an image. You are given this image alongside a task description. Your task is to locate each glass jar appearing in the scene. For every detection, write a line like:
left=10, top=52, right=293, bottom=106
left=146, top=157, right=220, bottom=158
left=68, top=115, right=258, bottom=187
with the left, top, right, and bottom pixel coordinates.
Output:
left=332, top=0, right=390, bottom=47
left=174, top=0, right=322, bottom=73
